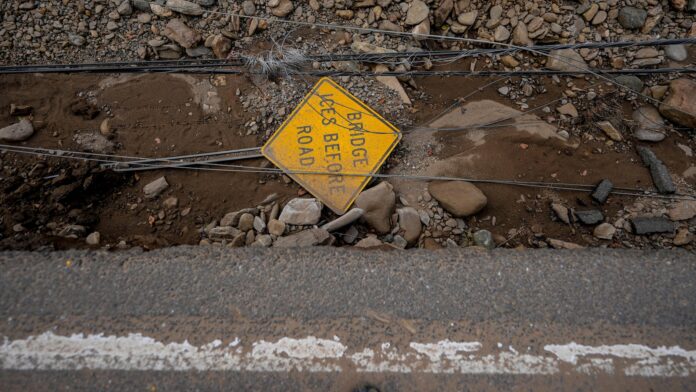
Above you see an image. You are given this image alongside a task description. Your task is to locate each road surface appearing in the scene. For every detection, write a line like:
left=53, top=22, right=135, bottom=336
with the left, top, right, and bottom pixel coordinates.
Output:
left=1, top=247, right=696, bottom=390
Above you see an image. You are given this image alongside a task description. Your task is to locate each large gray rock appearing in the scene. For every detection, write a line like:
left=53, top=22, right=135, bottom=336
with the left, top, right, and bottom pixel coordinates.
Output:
left=618, top=7, right=647, bottom=29
left=354, top=182, right=395, bottom=233
left=0, top=119, right=33, bottom=142
left=279, top=198, right=323, bottom=225
left=428, top=181, right=487, bottom=217
left=546, top=49, right=588, bottom=73
left=273, top=228, right=333, bottom=247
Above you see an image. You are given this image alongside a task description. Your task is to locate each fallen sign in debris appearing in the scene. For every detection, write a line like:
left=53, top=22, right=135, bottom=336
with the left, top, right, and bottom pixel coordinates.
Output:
left=262, top=77, right=402, bottom=214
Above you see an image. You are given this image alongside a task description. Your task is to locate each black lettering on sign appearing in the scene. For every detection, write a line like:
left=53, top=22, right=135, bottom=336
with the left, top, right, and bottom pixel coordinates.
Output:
left=323, top=133, right=341, bottom=162
left=323, top=131, right=345, bottom=195
left=346, top=113, right=369, bottom=168
left=297, top=125, right=314, bottom=166
left=317, top=93, right=334, bottom=108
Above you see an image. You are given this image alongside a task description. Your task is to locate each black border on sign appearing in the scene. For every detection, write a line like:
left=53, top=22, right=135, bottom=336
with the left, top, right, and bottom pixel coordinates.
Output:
left=261, top=77, right=402, bottom=215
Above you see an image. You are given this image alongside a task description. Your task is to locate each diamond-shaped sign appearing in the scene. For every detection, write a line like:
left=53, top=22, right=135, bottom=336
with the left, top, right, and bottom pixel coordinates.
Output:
left=262, top=77, right=402, bottom=214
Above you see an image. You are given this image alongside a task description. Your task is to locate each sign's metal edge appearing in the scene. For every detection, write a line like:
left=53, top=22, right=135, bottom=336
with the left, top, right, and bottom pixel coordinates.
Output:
left=261, top=77, right=402, bottom=215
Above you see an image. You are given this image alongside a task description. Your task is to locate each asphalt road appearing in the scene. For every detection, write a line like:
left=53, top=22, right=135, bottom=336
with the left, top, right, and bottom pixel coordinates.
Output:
left=1, top=247, right=696, bottom=391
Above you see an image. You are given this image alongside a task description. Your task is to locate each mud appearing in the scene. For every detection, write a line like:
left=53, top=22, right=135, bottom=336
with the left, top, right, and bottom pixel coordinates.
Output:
left=0, top=73, right=694, bottom=250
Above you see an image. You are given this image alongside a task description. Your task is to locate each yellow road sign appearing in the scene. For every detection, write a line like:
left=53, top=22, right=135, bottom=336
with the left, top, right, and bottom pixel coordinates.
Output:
left=262, top=77, right=402, bottom=214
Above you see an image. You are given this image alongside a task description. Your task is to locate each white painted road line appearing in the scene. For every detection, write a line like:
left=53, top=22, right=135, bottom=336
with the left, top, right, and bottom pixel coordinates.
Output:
left=2, top=332, right=696, bottom=377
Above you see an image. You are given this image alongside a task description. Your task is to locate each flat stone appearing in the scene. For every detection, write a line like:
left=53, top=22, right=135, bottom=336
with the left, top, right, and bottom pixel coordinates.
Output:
left=354, top=234, right=384, bottom=248
left=634, top=129, right=666, bottom=142
left=591, top=179, right=613, bottom=204
left=596, top=121, right=622, bottom=141
left=208, top=226, right=242, bottom=240
left=635, top=47, right=659, bottom=59
left=457, top=10, right=478, bottom=26
left=632, top=105, right=665, bottom=142
left=73, top=132, right=115, bottom=153
left=428, top=181, right=487, bottom=217
left=593, top=223, right=616, bottom=240
left=397, top=207, right=422, bottom=244
left=0, top=119, right=33, bottom=142
left=546, top=49, right=588, bottom=73
left=166, top=0, right=203, bottom=15
left=512, top=23, right=531, bottom=46
left=405, top=0, right=429, bottom=25
left=279, top=198, right=323, bottom=226
left=354, top=182, right=395, bottom=233
left=150, top=3, right=173, bottom=17
left=321, top=208, right=364, bottom=232
left=252, top=235, right=273, bottom=247
left=273, top=228, right=333, bottom=247
left=631, top=217, right=675, bottom=235
left=143, top=176, right=169, bottom=198
left=350, top=41, right=396, bottom=54
left=667, top=200, right=696, bottom=221
left=632, top=58, right=662, bottom=67
left=575, top=210, right=604, bottom=225
left=649, top=163, right=676, bottom=194
left=660, top=79, right=696, bottom=128
left=548, top=238, right=584, bottom=249
left=163, top=19, right=201, bottom=49
left=551, top=203, right=571, bottom=224
left=614, top=75, right=644, bottom=92
left=636, top=146, right=676, bottom=194
left=557, top=103, right=578, bottom=118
